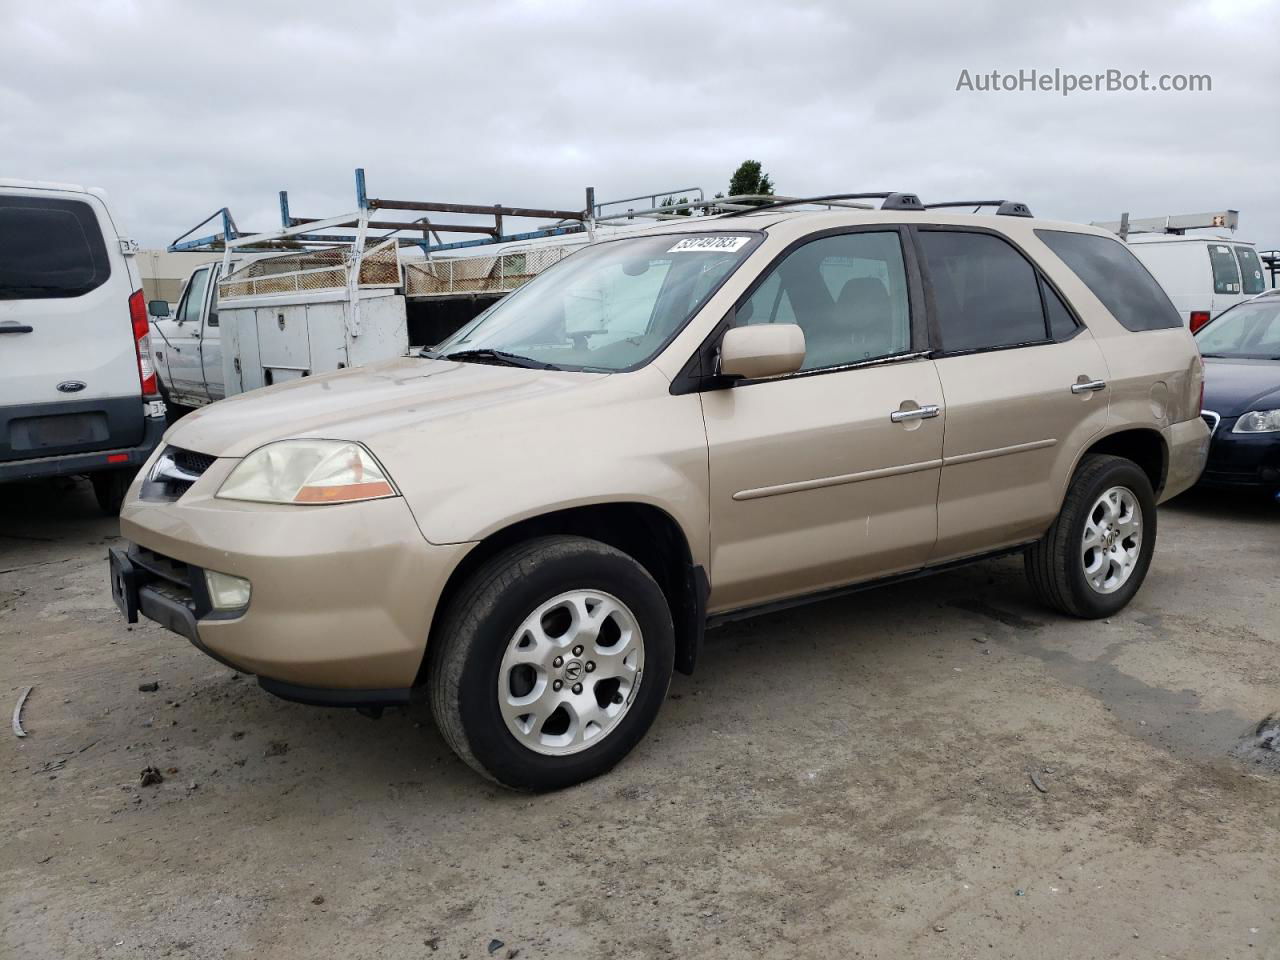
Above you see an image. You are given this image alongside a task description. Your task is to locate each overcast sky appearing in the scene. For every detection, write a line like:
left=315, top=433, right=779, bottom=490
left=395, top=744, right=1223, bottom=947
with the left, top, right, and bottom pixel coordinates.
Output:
left=2, top=0, right=1277, bottom=249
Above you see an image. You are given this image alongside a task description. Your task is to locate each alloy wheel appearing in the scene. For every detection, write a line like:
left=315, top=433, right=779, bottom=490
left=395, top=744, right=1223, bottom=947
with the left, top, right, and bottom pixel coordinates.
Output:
left=497, top=589, right=644, bottom=755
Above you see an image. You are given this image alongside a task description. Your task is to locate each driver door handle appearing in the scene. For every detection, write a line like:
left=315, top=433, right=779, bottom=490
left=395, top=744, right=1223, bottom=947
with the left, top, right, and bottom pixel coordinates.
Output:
left=1071, top=379, right=1107, bottom=394
left=890, top=404, right=941, bottom=423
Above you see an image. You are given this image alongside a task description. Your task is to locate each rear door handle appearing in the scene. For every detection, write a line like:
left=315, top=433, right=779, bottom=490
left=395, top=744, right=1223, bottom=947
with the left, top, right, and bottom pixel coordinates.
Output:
left=0, top=324, right=34, bottom=334
left=1071, top=379, right=1107, bottom=394
left=890, top=404, right=941, bottom=423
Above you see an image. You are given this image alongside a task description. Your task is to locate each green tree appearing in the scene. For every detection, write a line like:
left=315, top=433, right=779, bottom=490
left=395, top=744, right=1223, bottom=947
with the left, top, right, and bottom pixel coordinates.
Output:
left=661, top=195, right=692, bottom=216
left=728, top=160, right=775, bottom=200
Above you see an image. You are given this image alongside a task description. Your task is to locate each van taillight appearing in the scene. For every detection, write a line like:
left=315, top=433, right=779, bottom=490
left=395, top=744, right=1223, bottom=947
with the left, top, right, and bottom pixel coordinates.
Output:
left=1189, top=310, right=1211, bottom=333
left=128, top=289, right=158, bottom=396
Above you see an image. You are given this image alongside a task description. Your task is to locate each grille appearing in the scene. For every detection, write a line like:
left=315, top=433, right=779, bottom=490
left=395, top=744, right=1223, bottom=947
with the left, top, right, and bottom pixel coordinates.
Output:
left=144, top=445, right=217, bottom=500
left=173, top=448, right=216, bottom=475
left=1201, top=410, right=1221, bottom=436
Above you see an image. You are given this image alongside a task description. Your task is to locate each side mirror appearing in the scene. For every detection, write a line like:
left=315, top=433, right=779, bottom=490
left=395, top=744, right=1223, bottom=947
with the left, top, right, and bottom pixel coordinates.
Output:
left=148, top=299, right=170, bottom=318
left=719, top=324, right=805, bottom=380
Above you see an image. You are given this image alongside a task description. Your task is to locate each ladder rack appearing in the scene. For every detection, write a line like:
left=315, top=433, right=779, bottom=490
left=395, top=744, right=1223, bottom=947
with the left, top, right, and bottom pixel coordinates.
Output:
left=1091, top=210, right=1239, bottom=239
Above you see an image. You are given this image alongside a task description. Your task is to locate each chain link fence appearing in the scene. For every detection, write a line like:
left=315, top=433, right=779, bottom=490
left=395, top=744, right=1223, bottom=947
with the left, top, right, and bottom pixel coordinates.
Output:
left=404, top=244, right=573, bottom=297
left=218, top=239, right=402, bottom=299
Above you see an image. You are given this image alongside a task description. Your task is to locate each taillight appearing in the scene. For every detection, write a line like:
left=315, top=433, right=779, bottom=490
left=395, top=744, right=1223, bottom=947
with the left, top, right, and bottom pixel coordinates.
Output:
left=128, top=289, right=158, bottom=396
left=1189, top=310, right=1211, bottom=333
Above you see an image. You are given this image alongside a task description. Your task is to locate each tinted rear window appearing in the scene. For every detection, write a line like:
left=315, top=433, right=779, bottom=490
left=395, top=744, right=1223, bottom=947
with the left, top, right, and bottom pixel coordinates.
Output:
left=918, top=230, right=1047, bottom=352
left=1234, top=246, right=1265, bottom=295
left=0, top=195, right=111, bottom=301
left=1208, top=243, right=1241, bottom=295
left=1035, top=229, right=1181, bottom=331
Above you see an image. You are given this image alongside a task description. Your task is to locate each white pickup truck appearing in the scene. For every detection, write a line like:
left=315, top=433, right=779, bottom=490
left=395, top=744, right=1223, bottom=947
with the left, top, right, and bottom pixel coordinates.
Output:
left=151, top=172, right=766, bottom=409
left=147, top=258, right=228, bottom=410
left=148, top=238, right=578, bottom=410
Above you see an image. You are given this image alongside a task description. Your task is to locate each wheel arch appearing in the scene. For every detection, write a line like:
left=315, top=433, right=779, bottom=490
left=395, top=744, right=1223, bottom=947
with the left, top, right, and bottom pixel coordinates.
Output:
left=416, top=501, right=706, bottom=688
left=1069, top=426, right=1169, bottom=498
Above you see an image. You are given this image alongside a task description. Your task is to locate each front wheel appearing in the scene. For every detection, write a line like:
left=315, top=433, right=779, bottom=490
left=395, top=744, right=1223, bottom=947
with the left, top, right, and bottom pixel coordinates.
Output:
left=429, top=536, right=674, bottom=790
left=1025, top=454, right=1157, bottom=618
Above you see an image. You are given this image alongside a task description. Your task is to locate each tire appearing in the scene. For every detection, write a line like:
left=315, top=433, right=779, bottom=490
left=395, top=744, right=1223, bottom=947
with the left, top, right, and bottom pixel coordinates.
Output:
left=157, top=379, right=193, bottom=425
left=429, top=535, right=675, bottom=791
left=1025, top=454, right=1157, bottom=619
left=90, top=469, right=135, bottom=516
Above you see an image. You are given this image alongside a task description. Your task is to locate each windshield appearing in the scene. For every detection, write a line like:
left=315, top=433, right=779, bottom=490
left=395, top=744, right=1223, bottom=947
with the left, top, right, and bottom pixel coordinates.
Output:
left=1195, top=299, right=1280, bottom=359
left=432, top=232, right=759, bottom=371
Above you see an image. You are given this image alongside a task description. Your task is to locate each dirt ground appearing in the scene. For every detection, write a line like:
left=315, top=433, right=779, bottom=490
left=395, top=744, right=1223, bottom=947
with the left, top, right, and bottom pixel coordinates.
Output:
left=2, top=477, right=1277, bottom=960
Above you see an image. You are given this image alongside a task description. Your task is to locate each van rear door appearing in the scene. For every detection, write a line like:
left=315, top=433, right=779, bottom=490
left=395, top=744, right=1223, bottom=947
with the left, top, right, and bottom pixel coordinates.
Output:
left=1207, top=241, right=1244, bottom=316
left=0, top=188, right=144, bottom=459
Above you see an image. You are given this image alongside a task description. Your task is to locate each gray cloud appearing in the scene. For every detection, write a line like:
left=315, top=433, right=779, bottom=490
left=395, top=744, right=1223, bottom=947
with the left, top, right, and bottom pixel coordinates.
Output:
left=2, top=0, right=1276, bottom=249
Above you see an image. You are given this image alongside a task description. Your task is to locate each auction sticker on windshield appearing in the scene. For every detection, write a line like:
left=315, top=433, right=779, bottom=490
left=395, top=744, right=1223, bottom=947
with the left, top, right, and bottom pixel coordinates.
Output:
left=668, top=236, right=751, bottom=253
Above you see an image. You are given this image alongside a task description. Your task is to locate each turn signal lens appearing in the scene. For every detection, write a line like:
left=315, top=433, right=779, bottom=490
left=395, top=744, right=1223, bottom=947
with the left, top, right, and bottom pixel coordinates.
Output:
left=216, top=440, right=397, bottom=505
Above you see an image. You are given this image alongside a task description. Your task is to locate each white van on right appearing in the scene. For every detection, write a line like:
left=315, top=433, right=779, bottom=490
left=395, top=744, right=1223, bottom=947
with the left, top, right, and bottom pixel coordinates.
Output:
left=1125, top=235, right=1268, bottom=332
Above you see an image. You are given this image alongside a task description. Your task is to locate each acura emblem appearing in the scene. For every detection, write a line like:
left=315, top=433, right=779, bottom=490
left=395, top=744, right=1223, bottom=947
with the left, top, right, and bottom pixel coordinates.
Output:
left=57, top=380, right=86, bottom=393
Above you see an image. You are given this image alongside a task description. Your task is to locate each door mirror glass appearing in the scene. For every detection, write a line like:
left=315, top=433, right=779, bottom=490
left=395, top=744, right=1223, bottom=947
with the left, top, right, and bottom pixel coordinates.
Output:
left=147, top=299, right=170, bottom=317
left=720, top=324, right=806, bottom=379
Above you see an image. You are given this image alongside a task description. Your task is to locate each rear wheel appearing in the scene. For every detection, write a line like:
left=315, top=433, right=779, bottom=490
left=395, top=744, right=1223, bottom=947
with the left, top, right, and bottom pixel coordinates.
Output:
left=429, top=535, right=674, bottom=790
left=1025, top=454, right=1157, bottom=618
left=90, top=469, right=135, bottom=516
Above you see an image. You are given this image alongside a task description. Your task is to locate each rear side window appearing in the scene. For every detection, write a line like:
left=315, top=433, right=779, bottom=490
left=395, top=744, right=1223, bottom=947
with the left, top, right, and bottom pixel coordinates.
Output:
left=0, top=195, right=111, bottom=301
left=1208, top=243, right=1241, bottom=294
left=1234, top=246, right=1265, bottom=295
left=1035, top=229, right=1181, bottom=331
left=917, top=231, right=1046, bottom=352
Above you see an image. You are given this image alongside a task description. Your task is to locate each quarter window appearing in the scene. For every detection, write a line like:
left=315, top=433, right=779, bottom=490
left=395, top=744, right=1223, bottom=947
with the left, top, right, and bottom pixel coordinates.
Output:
left=1208, top=243, right=1242, bottom=294
left=736, top=231, right=911, bottom=370
left=1041, top=278, right=1079, bottom=340
left=918, top=231, right=1046, bottom=352
left=1034, top=229, right=1182, bottom=331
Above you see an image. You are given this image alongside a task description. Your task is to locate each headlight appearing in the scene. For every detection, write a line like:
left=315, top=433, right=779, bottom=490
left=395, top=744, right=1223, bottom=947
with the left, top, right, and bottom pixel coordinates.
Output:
left=1232, top=409, right=1280, bottom=434
left=216, top=440, right=397, bottom=505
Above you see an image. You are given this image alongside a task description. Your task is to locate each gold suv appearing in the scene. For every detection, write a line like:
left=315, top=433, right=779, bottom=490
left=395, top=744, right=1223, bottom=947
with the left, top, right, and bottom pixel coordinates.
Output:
left=109, top=196, right=1209, bottom=790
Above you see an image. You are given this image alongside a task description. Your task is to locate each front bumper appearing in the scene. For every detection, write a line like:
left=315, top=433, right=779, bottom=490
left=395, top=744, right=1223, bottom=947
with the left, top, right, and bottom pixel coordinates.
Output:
left=115, top=462, right=473, bottom=696
left=1198, top=414, right=1280, bottom=489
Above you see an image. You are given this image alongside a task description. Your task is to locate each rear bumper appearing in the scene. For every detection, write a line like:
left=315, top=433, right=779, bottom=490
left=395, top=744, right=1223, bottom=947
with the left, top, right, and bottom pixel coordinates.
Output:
left=1159, top=416, right=1211, bottom=502
left=0, top=400, right=165, bottom=482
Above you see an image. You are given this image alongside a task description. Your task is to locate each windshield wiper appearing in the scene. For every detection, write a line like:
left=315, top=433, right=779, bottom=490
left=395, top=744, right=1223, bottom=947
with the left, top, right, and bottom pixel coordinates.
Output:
left=435, top=348, right=560, bottom=370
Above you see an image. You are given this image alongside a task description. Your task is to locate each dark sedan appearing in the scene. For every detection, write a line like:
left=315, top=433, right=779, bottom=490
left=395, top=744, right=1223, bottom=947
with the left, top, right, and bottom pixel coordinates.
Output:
left=1195, top=290, right=1280, bottom=495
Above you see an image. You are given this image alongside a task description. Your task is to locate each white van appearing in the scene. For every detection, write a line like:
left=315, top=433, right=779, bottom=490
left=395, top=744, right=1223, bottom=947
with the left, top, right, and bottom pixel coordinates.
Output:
left=0, top=179, right=166, bottom=513
left=1124, top=236, right=1267, bottom=332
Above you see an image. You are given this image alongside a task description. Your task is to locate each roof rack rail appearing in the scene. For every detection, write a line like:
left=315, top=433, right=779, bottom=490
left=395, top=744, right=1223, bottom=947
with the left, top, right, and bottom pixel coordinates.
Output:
left=723, top=192, right=924, bottom=218
left=924, top=200, right=1033, bottom=218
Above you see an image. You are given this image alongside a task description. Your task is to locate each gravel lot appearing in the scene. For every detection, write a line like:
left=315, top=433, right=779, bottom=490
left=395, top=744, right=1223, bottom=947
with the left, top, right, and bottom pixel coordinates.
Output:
left=2, top=477, right=1278, bottom=959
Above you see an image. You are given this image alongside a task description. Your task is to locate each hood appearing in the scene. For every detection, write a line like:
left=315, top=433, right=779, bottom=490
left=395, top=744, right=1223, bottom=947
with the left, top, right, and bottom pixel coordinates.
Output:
left=165, top=357, right=608, bottom=458
left=1202, top=358, right=1280, bottom=418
